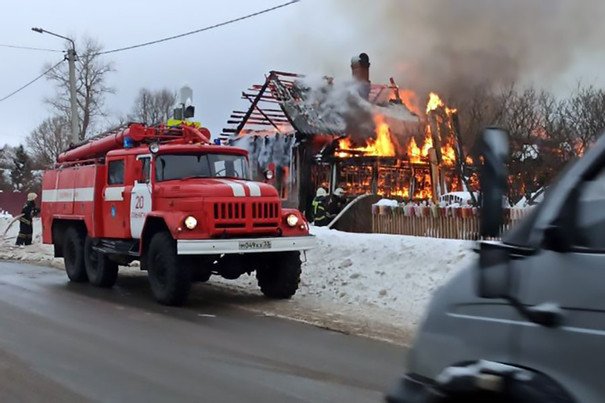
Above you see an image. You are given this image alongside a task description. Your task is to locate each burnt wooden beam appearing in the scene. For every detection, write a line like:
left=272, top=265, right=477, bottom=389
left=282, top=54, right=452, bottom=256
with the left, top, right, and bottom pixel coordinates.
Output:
left=231, top=112, right=288, bottom=119
left=235, top=76, right=273, bottom=135
left=269, top=70, right=302, bottom=78
left=242, top=92, right=276, bottom=100
left=241, top=91, right=285, bottom=133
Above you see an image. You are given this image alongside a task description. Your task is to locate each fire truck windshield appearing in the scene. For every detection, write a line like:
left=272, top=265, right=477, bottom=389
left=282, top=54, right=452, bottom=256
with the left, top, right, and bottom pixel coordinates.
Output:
left=155, top=153, right=250, bottom=182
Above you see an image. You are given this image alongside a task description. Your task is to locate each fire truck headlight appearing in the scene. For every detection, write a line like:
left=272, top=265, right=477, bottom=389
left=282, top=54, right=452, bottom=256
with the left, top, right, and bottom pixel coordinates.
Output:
left=286, top=214, right=299, bottom=227
left=184, top=216, right=198, bottom=230
left=264, top=169, right=274, bottom=180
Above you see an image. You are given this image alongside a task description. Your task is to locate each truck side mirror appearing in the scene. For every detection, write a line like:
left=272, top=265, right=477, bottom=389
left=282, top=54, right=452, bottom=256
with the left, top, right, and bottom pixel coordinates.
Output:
left=478, top=128, right=509, bottom=238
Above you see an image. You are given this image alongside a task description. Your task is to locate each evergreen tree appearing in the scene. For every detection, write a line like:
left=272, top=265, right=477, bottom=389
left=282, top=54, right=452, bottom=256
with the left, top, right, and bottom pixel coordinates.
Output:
left=11, top=145, right=33, bottom=191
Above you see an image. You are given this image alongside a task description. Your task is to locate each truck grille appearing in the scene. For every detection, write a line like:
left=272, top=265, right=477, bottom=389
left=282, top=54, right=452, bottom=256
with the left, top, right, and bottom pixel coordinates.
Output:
left=251, top=202, right=279, bottom=220
left=214, top=202, right=246, bottom=220
left=212, top=201, right=280, bottom=230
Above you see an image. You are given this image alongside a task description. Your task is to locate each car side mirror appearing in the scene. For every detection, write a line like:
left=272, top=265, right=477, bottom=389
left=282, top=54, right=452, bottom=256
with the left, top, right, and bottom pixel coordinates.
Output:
left=478, top=241, right=512, bottom=299
left=479, top=128, right=510, bottom=238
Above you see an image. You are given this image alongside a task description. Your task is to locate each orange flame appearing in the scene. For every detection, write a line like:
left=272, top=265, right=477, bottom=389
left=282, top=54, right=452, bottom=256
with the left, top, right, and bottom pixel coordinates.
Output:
left=404, top=92, right=459, bottom=167
left=408, top=137, right=421, bottom=163
left=441, top=143, right=456, bottom=166
left=421, top=127, right=433, bottom=157
left=337, top=115, right=396, bottom=157
left=336, top=91, right=464, bottom=200
left=426, top=92, right=444, bottom=113
left=392, top=89, right=422, bottom=116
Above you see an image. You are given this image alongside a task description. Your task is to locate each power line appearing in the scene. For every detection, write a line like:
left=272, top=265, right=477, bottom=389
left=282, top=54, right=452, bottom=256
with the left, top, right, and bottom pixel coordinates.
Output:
left=0, top=60, right=64, bottom=103
left=0, top=43, right=62, bottom=53
left=99, top=0, right=300, bottom=55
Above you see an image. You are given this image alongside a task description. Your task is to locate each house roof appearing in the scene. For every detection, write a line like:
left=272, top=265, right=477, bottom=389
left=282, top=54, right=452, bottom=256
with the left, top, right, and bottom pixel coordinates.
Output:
left=222, top=70, right=417, bottom=138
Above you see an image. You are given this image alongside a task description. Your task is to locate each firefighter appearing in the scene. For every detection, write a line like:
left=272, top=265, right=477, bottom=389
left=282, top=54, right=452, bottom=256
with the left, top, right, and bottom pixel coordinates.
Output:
left=16, top=193, right=40, bottom=247
left=328, top=187, right=347, bottom=217
left=311, top=187, right=330, bottom=226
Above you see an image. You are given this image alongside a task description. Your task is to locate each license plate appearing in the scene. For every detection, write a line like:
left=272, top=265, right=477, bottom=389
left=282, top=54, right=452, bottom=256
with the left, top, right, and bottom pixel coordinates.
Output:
left=239, top=240, right=272, bottom=250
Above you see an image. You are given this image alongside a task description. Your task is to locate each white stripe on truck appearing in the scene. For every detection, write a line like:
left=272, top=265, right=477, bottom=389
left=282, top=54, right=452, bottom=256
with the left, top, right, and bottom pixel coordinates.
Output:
left=215, top=179, right=245, bottom=197
left=74, top=187, right=95, bottom=202
left=43, top=187, right=98, bottom=202
left=104, top=186, right=125, bottom=201
left=239, top=181, right=261, bottom=197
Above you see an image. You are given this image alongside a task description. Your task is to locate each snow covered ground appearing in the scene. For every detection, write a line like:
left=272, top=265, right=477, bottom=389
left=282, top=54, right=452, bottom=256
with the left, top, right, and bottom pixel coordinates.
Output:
left=0, top=217, right=476, bottom=345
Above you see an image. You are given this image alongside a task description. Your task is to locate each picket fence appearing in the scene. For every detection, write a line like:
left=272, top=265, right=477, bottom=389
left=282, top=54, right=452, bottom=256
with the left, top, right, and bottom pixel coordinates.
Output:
left=371, top=204, right=532, bottom=240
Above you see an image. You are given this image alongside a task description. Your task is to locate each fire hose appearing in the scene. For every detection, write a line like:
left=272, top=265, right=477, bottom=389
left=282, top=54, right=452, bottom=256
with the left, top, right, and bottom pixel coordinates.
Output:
left=2, top=214, right=24, bottom=240
left=326, top=194, right=372, bottom=229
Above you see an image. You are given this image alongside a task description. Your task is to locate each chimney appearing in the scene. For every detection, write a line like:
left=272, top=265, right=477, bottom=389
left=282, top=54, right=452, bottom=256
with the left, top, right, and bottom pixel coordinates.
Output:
left=351, top=53, right=371, bottom=99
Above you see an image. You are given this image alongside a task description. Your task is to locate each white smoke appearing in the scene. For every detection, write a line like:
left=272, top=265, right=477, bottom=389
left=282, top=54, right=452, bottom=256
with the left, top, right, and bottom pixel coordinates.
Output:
left=297, top=76, right=376, bottom=143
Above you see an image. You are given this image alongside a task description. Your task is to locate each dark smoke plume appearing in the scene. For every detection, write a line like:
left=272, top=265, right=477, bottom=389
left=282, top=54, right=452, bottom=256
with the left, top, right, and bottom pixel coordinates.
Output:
left=326, top=0, right=605, bottom=102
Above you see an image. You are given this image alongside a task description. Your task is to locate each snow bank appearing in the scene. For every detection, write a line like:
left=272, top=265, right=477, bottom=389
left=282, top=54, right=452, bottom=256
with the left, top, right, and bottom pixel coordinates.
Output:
left=0, top=217, right=59, bottom=267
left=0, top=218, right=475, bottom=344
left=215, top=226, right=475, bottom=343
left=374, top=198, right=399, bottom=207
left=304, top=226, right=474, bottom=317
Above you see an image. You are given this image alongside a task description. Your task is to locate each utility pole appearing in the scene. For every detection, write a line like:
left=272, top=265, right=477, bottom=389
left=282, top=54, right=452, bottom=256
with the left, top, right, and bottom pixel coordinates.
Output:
left=66, top=46, right=79, bottom=143
left=32, top=27, right=79, bottom=143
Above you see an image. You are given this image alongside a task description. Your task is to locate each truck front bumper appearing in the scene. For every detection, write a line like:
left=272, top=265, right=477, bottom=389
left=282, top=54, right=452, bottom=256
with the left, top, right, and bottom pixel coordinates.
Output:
left=177, top=235, right=316, bottom=255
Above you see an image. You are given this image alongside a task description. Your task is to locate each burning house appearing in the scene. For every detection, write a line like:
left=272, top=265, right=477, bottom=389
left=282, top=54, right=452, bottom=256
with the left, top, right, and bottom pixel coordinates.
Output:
left=221, top=53, right=474, bottom=217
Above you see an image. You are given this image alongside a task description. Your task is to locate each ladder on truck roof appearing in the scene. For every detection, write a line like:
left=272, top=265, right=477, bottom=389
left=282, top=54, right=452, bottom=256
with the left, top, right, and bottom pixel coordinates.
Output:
left=56, top=122, right=211, bottom=165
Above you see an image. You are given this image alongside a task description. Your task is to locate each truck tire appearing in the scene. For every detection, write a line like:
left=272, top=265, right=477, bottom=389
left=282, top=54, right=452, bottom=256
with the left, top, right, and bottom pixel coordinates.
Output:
left=146, top=232, right=191, bottom=306
left=256, top=251, right=301, bottom=299
left=63, top=227, right=87, bottom=283
left=84, top=237, right=118, bottom=288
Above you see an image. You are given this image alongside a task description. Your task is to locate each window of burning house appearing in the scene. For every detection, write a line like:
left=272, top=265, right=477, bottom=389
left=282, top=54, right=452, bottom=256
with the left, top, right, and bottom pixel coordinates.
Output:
left=311, top=163, right=331, bottom=194
left=333, top=160, right=434, bottom=200
left=155, top=154, right=250, bottom=181
left=377, top=166, right=412, bottom=198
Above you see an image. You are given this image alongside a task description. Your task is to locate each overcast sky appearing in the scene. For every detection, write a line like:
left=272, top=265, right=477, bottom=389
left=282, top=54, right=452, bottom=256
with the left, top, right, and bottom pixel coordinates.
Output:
left=1, top=0, right=605, bottom=146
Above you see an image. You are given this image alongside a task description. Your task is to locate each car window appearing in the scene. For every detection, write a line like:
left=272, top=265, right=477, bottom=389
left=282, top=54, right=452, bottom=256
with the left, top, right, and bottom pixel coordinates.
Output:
left=108, top=160, right=124, bottom=185
left=140, top=157, right=151, bottom=183
left=155, top=153, right=249, bottom=181
left=574, top=169, right=605, bottom=249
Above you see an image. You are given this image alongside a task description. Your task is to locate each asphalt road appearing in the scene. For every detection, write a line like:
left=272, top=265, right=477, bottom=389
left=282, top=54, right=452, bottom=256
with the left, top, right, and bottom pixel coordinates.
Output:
left=0, top=261, right=406, bottom=402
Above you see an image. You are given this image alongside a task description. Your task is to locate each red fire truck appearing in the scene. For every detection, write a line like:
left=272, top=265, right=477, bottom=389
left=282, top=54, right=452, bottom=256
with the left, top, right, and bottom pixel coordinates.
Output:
left=41, top=123, right=315, bottom=305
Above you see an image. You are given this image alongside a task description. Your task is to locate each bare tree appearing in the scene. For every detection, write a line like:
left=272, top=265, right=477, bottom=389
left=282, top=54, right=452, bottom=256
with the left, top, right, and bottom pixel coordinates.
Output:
left=445, top=82, right=605, bottom=204
left=129, top=88, right=176, bottom=124
left=560, top=84, right=605, bottom=155
left=25, top=116, right=72, bottom=167
left=44, top=37, right=115, bottom=140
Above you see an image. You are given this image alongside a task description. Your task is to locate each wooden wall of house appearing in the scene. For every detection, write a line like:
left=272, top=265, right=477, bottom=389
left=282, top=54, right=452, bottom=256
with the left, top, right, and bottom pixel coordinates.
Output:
left=331, top=194, right=382, bottom=233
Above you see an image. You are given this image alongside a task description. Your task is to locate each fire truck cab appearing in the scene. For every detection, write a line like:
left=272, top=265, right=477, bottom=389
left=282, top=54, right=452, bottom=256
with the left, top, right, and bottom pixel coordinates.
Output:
left=41, top=123, right=315, bottom=305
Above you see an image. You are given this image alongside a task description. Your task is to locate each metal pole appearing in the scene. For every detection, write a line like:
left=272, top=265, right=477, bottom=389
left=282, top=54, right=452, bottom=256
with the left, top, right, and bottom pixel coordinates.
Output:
left=31, top=27, right=79, bottom=142
left=67, top=47, right=79, bottom=143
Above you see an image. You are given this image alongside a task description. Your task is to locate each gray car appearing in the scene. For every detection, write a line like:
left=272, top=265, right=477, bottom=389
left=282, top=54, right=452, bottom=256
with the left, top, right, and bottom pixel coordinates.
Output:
left=388, top=128, right=605, bottom=403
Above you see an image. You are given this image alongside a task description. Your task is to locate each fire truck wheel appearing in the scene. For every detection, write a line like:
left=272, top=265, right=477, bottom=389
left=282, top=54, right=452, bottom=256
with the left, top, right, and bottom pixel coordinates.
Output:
left=256, top=252, right=301, bottom=299
left=63, top=227, right=88, bottom=283
left=147, top=232, right=192, bottom=306
left=84, top=237, right=119, bottom=288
